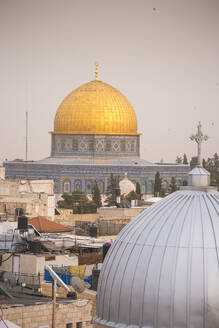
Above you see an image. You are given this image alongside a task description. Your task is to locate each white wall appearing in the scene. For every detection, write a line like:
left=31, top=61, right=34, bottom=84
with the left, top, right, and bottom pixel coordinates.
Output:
left=0, top=167, right=5, bottom=180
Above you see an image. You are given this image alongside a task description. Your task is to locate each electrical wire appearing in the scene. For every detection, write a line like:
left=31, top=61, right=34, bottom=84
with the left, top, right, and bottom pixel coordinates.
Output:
left=0, top=305, right=9, bottom=328
left=0, top=253, right=13, bottom=263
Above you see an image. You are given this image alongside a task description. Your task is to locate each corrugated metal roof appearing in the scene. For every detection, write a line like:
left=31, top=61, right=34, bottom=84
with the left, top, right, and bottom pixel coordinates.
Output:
left=189, top=167, right=210, bottom=175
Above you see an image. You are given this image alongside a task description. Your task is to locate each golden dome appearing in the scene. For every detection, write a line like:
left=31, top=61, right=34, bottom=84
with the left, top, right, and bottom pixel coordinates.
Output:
left=53, top=80, right=139, bottom=135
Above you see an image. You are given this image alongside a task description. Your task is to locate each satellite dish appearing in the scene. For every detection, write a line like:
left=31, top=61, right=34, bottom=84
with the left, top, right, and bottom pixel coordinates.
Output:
left=46, top=265, right=71, bottom=292
left=70, top=276, right=86, bottom=293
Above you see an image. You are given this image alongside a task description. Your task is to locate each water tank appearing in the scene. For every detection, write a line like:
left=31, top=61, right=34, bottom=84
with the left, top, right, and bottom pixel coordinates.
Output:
left=29, top=240, right=41, bottom=253
left=15, top=208, right=24, bottom=218
left=102, top=242, right=112, bottom=262
left=89, top=225, right=98, bottom=238
left=92, top=269, right=100, bottom=291
left=17, top=215, right=28, bottom=230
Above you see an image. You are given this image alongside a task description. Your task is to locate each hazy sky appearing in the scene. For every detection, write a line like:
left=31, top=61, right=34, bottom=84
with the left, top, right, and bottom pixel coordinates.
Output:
left=0, top=0, right=218, bottom=164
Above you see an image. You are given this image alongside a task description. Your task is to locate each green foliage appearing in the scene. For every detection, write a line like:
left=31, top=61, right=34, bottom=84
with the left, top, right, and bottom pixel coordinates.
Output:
left=57, top=191, right=97, bottom=213
left=176, top=156, right=182, bottom=164
left=92, top=181, right=102, bottom=208
left=136, top=181, right=141, bottom=196
left=183, top=154, right=188, bottom=165
left=159, top=188, right=166, bottom=197
left=169, top=177, right=178, bottom=193
left=202, top=153, right=219, bottom=188
left=183, top=179, right=188, bottom=186
left=105, top=174, right=121, bottom=206
left=125, top=190, right=141, bottom=201
left=57, top=193, right=75, bottom=209
left=154, top=171, right=162, bottom=196
left=190, top=156, right=198, bottom=168
left=73, top=200, right=97, bottom=214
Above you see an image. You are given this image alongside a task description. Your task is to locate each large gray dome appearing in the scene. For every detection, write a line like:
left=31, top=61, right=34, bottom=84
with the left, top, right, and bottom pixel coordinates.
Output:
left=94, top=187, right=219, bottom=328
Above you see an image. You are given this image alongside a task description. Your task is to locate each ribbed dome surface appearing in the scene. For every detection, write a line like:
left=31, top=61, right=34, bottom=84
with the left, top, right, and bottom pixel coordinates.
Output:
left=119, top=177, right=136, bottom=196
left=94, top=189, right=219, bottom=328
left=54, top=80, right=138, bottom=135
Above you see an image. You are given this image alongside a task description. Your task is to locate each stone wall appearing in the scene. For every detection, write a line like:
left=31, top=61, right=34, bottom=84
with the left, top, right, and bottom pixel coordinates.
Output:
left=0, top=178, right=55, bottom=220
left=55, top=208, right=143, bottom=229
left=2, top=299, right=92, bottom=328
left=0, top=167, right=5, bottom=179
left=55, top=212, right=100, bottom=227
left=0, top=179, right=54, bottom=196
left=97, top=207, right=144, bottom=219
left=41, top=283, right=97, bottom=318
left=0, top=193, right=55, bottom=220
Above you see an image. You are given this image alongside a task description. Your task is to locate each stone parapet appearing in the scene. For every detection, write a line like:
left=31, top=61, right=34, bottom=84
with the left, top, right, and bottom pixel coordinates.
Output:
left=2, top=299, right=92, bottom=328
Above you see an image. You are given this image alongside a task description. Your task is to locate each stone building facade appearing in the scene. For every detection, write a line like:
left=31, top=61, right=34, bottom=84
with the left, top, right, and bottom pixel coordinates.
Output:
left=0, top=178, right=55, bottom=219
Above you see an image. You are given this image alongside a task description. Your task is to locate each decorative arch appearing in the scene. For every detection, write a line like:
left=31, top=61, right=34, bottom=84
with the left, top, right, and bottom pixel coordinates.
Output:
left=63, top=180, right=71, bottom=193
left=74, top=180, right=82, bottom=191
left=97, top=180, right=104, bottom=194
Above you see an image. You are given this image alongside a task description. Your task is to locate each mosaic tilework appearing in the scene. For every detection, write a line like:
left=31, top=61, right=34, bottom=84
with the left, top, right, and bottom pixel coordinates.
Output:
left=51, top=134, right=139, bottom=157
left=4, top=161, right=190, bottom=195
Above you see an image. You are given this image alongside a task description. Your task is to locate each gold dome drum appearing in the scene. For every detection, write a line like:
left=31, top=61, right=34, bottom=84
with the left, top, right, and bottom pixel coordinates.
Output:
left=54, top=80, right=138, bottom=135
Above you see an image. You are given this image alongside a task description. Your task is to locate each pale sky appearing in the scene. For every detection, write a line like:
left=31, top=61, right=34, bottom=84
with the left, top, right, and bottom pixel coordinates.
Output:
left=0, top=0, right=218, bottom=164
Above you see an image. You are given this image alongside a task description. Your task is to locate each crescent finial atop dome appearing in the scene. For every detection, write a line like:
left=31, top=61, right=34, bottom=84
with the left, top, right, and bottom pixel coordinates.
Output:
left=95, top=62, right=99, bottom=80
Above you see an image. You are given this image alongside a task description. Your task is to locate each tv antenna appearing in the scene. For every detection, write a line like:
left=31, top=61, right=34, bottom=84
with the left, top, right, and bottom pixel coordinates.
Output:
left=25, top=111, right=28, bottom=161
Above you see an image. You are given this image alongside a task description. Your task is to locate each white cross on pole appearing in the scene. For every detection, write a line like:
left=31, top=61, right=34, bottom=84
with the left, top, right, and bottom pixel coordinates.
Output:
left=190, top=122, right=208, bottom=166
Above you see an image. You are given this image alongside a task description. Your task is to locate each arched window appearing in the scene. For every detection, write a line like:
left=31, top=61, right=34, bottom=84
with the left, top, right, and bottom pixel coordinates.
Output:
left=54, top=179, right=58, bottom=193
left=97, top=181, right=104, bottom=193
left=63, top=181, right=70, bottom=193
left=75, top=180, right=82, bottom=191
left=86, top=181, right=92, bottom=193
left=141, top=180, right=147, bottom=194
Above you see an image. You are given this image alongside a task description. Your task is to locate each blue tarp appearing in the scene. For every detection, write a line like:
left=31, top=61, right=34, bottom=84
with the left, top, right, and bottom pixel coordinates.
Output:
left=44, top=269, right=93, bottom=287
left=44, top=269, right=72, bottom=285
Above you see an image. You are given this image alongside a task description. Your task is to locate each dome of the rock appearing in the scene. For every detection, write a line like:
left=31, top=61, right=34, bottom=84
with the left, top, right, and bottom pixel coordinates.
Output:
left=94, top=171, right=219, bottom=328
left=54, top=80, right=138, bottom=135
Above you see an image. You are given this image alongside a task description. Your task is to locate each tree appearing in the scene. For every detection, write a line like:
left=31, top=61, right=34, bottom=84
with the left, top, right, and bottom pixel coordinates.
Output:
left=136, top=181, right=141, bottom=198
left=125, top=190, right=140, bottom=201
left=57, top=191, right=97, bottom=213
left=169, top=177, right=177, bottom=193
left=190, top=156, right=198, bottom=168
left=183, top=179, right=188, bottom=186
left=92, top=181, right=102, bottom=208
left=183, top=154, right=188, bottom=165
left=176, top=156, right=182, bottom=164
left=203, top=153, right=219, bottom=188
left=105, top=174, right=121, bottom=206
left=154, top=172, right=162, bottom=197
left=57, top=193, right=75, bottom=209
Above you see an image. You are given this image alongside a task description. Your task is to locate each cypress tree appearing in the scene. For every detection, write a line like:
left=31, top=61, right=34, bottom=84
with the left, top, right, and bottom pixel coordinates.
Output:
left=169, top=177, right=177, bottom=193
left=183, top=153, right=188, bottom=165
left=154, top=172, right=162, bottom=196
left=136, top=181, right=141, bottom=197
left=92, top=181, right=102, bottom=208
left=105, top=174, right=121, bottom=206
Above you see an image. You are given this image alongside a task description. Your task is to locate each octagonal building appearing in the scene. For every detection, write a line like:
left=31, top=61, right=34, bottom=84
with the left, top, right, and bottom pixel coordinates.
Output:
left=4, top=68, right=189, bottom=196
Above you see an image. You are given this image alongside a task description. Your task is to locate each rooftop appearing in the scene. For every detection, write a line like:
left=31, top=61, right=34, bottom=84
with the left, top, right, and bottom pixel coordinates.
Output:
left=29, top=216, right=73, bottom=233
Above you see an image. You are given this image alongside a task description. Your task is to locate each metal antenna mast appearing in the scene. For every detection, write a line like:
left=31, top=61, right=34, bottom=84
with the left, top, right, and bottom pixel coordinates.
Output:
left=25, top=111, right=28, bottom=161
